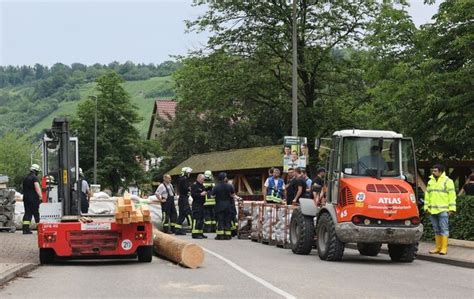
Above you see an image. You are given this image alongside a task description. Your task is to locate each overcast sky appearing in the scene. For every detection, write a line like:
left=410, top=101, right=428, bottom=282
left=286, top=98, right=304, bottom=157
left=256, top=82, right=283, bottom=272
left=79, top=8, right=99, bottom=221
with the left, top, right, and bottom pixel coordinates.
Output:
left=0, top=0, right=441, bottom=67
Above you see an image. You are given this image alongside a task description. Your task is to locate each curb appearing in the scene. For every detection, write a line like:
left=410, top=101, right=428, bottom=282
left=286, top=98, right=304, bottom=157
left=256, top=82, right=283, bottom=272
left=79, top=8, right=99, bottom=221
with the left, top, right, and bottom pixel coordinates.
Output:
left=449, top=239, right=474, bottom=249
left=415, top=252, right=473, bottom=269
left=0, top=263, right=38, bottom=286
left=346, top=244, right=473, bottom=269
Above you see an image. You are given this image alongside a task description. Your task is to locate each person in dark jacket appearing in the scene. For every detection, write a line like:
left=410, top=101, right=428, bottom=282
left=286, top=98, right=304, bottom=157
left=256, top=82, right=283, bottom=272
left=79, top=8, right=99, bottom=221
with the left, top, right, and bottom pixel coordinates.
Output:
left=175, top=167, right=193, bottom=235
left=191, top=174, right=207, bottom=239
left=22, top=164, right=42, bottom=234
left=458, top=173, right=474, bottom=196
left=212, top=172, right=235, bottom=240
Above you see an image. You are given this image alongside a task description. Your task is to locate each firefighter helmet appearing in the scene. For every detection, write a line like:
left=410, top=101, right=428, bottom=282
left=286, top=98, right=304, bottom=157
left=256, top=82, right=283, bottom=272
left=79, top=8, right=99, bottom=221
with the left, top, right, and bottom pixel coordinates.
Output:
left=204, top=170, right=213, bottom=179
left=181, top=167, right=193, bottom=175
left=30, top=164, right=41, bottom=173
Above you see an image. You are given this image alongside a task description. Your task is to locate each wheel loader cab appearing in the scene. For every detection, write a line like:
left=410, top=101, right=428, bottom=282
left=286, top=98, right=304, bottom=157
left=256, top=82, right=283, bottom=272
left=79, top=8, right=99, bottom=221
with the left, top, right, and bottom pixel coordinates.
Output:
left=321, top=130, right=422, bottom=241
left=291, top=130, right=423, bottom=262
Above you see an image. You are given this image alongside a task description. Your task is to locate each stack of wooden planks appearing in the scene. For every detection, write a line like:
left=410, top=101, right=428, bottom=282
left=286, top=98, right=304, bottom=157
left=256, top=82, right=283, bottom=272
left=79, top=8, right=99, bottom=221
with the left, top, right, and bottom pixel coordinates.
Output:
left=115, top=192, right=151, bottom=224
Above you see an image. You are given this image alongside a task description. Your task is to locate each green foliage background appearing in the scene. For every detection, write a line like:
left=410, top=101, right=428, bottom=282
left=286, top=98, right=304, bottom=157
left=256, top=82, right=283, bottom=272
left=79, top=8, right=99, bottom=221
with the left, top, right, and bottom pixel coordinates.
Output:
left=0, top=61, right=179, bottom=138
left=421, top=196, right=474, bottom=241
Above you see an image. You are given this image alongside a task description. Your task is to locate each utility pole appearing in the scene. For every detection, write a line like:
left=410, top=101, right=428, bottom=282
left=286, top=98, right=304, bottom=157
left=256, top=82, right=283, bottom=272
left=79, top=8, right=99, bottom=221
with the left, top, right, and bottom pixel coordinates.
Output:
left=90, top=95, right=98, bottom=184
left=291, top=0, right=298, bottom=137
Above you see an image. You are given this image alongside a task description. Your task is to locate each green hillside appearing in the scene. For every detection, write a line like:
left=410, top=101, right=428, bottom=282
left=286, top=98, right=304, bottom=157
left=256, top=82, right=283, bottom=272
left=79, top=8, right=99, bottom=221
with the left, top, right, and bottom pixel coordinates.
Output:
left=13, top=76, right=174, bottom=138
left=0, top=61, right=180, bottom=139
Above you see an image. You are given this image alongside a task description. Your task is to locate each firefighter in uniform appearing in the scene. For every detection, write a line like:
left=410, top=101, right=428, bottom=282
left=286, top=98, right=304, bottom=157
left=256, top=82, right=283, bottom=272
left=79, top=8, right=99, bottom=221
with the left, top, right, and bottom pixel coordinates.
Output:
left=155, top=174, right=178, bottom=234
left=226, top=177, right=238, bottom=237
left=203, top=170, right=216, bottom=232
left=191, top=174, right=207, bottom=239
left=175, top=167, right=193, bottom=235
left=425, top=164, right=456, bottom=255
left=22, top=164, right=42, bottom=234
left=212, top=172, right=235, bottom=240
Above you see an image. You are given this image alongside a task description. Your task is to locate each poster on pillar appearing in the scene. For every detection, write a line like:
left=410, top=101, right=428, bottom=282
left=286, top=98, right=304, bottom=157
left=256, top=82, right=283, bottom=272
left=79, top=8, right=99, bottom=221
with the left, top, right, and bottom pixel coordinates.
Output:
left=283, top=136, right=308, bottom=173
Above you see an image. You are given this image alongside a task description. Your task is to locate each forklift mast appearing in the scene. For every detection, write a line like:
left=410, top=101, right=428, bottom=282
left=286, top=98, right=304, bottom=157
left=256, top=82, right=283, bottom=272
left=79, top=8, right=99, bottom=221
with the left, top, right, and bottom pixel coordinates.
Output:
left=44, top=117, right=77, bottom=216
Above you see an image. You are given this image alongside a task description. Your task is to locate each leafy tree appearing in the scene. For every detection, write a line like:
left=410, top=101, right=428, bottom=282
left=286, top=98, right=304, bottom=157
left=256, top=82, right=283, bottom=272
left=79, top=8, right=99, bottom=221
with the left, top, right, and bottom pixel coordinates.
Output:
left=160, top=51, right=287, bottom=163
left=360, top=0, right=473, bottom=160
left=72, top=71, right=145, bottom=194
left=160, top=0, right=406, bottom=169
left=187, top=0, right=388, bottom=141
left=0, top=132, right=34, bottom=191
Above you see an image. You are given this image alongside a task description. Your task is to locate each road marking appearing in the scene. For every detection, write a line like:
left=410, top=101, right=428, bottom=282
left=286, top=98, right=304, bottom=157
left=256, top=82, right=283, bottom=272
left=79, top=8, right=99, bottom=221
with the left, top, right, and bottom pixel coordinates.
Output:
left=203, top=248, right=296, bottom=299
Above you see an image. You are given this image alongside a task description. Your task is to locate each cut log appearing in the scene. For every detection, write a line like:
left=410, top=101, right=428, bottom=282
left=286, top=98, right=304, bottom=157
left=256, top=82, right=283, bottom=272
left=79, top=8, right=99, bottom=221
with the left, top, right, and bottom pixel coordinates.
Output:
left=153, top=229, right=204, bottom=269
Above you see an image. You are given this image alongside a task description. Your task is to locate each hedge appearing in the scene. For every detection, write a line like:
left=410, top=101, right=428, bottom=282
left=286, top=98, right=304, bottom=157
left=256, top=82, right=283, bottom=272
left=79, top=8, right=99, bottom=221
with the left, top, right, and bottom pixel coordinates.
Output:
left=421, top=195, right=474, bottom=241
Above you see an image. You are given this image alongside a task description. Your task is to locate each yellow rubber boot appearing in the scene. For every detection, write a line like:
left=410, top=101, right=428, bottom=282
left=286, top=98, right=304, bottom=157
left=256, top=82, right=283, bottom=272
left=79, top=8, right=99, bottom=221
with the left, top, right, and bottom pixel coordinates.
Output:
left=429, top=235, right=441, bottom=254
left=439, top=236, right=448, bottom=255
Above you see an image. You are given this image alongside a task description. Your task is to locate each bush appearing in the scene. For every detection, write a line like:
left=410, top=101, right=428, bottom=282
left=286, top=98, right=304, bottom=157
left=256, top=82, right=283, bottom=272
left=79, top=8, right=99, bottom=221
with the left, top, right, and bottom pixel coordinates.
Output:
left=421, top=195, right=474, bottom=241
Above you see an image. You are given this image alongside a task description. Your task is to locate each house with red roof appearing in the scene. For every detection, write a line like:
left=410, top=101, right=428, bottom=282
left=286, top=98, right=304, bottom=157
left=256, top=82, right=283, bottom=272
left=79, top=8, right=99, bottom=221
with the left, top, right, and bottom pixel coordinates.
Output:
left=147, top=98, right=177, bottom=140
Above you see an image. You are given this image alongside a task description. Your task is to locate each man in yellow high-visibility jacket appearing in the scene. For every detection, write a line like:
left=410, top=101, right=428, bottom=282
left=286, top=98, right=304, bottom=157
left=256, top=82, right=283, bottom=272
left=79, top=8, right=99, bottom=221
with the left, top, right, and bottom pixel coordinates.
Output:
left=424, top=164, right=456, bottom=255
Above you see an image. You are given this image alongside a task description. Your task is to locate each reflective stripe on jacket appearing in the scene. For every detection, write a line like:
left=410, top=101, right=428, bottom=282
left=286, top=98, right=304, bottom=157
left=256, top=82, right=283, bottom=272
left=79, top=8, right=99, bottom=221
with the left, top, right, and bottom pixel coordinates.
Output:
left=203, top=181, right=216, bottom=206
left=266, top=178, right=284, bottom=203
left=424, top=172, right=456, bottom=214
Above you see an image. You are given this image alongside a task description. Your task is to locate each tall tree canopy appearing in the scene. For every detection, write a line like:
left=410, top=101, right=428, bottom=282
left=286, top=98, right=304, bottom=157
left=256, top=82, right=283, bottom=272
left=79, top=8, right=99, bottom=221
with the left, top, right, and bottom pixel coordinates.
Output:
left=73, top=71, right=145, bottom=194
left=187, top=0, right=385, bottom=140
left=158, top=0, right=472, bottom=170
left=360, top=0, right=473, bottom=160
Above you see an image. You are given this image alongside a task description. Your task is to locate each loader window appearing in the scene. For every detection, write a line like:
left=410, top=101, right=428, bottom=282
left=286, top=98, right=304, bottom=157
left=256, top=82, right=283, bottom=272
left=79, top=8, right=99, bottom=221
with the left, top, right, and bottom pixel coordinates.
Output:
left=401, top=139, right=416, bottom=184
left=342, top=138, right=400, bottom=177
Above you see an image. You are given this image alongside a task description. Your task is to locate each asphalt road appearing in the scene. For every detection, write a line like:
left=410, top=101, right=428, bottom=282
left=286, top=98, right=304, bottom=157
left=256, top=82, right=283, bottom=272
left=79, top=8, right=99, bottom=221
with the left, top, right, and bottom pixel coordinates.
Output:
left=1, top=234, right=473, bottom=299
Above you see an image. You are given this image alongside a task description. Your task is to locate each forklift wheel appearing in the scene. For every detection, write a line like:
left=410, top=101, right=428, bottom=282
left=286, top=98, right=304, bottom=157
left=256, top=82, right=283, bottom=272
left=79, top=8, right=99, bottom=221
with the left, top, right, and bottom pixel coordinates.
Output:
left=39, top=248, right=55, bottom=264
left=137, top=246, right=153, bottom=263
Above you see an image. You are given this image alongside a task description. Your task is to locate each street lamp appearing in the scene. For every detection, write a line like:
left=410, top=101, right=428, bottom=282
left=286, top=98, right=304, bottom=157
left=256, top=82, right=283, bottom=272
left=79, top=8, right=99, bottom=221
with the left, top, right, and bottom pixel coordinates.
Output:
left=89, top=95, right=98, bottom=184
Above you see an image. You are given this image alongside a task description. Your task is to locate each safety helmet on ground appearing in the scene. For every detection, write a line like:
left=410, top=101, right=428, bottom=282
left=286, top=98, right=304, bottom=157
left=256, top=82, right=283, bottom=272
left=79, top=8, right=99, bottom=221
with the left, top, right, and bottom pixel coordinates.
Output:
left=204, top=170, right=213, bottom=179
left=181, top=167, right=193, bottom=175
left=30, top=164, right=41, bottom=173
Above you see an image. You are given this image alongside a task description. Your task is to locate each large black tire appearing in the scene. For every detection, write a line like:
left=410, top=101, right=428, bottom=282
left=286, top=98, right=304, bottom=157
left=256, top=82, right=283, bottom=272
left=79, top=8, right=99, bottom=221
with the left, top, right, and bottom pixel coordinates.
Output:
left=317, top=213, right=345, bottom=261
left=357, top=243, right=382, bottom=256
left=39, top=248, right=55, bottom=264
left=137, top=246, right=153, bottom=263
left=388, top=243, right=418, bottom=263
left=289, top=207, right=315, bottom=255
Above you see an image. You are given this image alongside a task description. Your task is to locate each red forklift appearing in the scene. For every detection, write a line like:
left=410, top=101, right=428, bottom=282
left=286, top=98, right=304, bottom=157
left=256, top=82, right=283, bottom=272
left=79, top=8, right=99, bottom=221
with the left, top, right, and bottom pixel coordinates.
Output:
left=37, top=118, right=153, bottom=264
